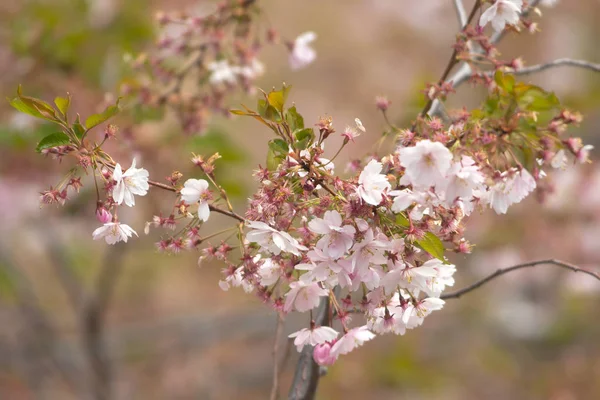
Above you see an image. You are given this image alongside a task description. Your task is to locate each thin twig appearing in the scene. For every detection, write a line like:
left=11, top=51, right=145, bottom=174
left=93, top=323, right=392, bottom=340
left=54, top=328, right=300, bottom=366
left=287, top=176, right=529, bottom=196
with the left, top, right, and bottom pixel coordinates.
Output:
left=441, top=259, right=600, bottom=300
left=269, top=312, right=285, bottom=400
left=453, top=0, right=468, bottom=28
left=417, top=0, right=481, bottom=123
left=506, top=58, right=600, bottom=76
left=429, top=0, right=543, bottom=117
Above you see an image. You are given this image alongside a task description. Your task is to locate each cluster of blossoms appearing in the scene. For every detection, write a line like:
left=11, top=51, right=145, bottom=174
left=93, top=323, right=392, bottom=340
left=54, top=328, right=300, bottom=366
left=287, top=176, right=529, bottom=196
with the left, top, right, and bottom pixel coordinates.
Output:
left=122, top=0, right=316, bottom=135
left=9, top=0, right=592, bottom=368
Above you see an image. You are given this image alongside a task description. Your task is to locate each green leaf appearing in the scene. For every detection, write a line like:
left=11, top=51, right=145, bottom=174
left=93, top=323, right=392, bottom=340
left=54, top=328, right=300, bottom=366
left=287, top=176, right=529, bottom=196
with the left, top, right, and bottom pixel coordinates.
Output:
left=36, top=132, right=70, bottom=152
left=54, top=95, right=71, bottom=117
left=267, top=84, right=292, bottom=112
left=266, top=138, right=288, bottom=170
left=258, top=99, right=281, bottom=122
left=230, top=109, right=255, bottom=116
left=8, top=97, right=45, bottom=119
left=494, top=71, right=515, bottom=94
left=73, top=123, right=86, bottom=139
left=395, top=213, right=410, bottom=228
left=293, top=128, right=314, bottom=150
left=85, top=99, right=121, bottom=129
left=416, top=232, right=446, bottom=261
left=16, top=86, right=59, bottom=121
left=515, top=84, right=560, bottom=111
left=285, top=106, right=304, bottom=132
left=268, top=138, right=289, bottom=155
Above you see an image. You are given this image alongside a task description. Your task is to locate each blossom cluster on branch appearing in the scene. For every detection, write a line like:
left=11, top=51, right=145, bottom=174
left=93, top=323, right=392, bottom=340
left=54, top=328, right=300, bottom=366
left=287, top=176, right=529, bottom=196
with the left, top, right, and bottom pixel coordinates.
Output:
left=8, top=0, right=595, bottom=367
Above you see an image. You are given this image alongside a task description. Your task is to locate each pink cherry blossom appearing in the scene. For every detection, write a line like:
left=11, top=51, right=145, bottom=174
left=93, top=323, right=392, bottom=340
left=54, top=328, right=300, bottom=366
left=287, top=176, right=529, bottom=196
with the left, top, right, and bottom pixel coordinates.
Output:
left=313, top=342, right=337, bottom=366
left=308, top=210, right=356, bottom=259
left=284, top=281, right=328, bottom=312
left=330, top=326, right=375, bottom=356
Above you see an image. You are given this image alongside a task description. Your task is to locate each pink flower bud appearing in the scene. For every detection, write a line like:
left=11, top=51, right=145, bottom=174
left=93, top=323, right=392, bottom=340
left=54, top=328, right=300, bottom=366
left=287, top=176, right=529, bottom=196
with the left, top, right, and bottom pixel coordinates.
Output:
left=96, top=206, right=112, bottom=224
left=313, top=342, right=337, bottom=366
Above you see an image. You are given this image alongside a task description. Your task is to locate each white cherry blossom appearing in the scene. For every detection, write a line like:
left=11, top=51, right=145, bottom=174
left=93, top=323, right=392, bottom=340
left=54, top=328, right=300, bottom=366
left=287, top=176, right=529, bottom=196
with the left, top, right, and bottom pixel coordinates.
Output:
left=207, top=60, right=239, bottom=85
left=180, top=178, right=211, bottom=222
left=246, top=221, right=308, bottom=256
left=92, top=222, right=138, bottom=245
left=112, top=159, right=149, bottom=207
left=357, top=159, right=391, bottom=205
left=289, top=31, right=317, bottom=70
left=398, top=140, right=452, bottom=189
left=288, top=326, right=339, bottom=351
left=479, top=0, right=523, bottom=33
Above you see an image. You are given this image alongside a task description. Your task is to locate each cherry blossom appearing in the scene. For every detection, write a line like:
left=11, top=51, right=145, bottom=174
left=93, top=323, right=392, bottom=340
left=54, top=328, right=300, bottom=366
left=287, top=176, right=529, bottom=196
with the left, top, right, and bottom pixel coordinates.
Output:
left=112, top=159, right=149, bottom=207
left=442, top=156, right=485, bottom=210
left=330, top=326, right=375, bottom=356
left=207, top=60, right=239, bottom=85
left=308, top=210, right=356, bottom=259
left=284, top=281, right=328, bottom=312
left=246, top=220, right=308, bottom=256
left=398, top=140, right=453, bottom=189
left=289, top=31, right=317, bottom=70
left=92, top=222, right=138, bottom=245
left=180, top=178, right=211, bottom=222
left=288, top=326, right=339, bottom=351
left=258, top=258, right=282, bottom=286
left=313, top=342, right=337, bottom=366
left=357, top=159, right=391, bottom=205
left=479, top=0, right=523, bottom=33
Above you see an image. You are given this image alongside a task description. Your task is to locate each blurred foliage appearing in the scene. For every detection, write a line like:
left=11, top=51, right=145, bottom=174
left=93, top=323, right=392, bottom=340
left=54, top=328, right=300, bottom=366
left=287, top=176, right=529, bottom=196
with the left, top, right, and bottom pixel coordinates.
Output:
left=9, top=0, right=154, bottom=85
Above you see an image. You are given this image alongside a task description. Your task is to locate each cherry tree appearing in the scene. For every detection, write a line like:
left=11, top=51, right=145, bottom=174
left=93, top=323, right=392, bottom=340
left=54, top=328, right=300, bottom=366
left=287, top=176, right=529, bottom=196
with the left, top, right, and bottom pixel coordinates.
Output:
left=8, top=0, right=600, bottom=399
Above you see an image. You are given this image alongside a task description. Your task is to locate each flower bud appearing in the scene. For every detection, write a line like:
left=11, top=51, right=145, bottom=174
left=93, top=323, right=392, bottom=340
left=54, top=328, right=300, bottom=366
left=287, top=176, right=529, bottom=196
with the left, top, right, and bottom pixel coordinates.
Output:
left=313, top=342, right=336, bottom=366
left=96, top=203, right=112, bottom=224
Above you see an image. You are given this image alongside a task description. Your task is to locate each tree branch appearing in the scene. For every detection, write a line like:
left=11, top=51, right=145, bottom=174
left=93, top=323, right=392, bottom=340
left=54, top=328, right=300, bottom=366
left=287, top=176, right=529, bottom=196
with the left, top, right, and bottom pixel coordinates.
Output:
left=453, top=0, right=468, bottom=28
left=508, top=58, right=600, bottom=76
left=288, top=297, right=329, bottom=400
left=429, top=0, right=543, bottom=117
left=269, top=312, right=285, bottom=400
left=441, top=259, right=600, bottom=300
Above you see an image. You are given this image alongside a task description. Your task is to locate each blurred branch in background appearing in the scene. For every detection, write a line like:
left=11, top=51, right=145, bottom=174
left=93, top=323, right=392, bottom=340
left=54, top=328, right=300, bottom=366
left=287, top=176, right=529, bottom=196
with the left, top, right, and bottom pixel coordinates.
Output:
left=442, top=259, right=600, bottom=300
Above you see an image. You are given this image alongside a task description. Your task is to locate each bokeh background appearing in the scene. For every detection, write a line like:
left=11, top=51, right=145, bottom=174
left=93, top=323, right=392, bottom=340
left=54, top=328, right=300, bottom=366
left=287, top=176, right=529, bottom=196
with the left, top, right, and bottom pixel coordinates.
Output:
left=1, top=0, right=600, bottom=399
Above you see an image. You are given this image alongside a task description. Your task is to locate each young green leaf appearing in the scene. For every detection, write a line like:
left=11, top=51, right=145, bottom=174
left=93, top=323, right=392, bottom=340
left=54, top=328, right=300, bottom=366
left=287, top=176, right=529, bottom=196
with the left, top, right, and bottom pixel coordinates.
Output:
left=416, top=232, right=446, bottom=261
left=36, top=132, right=71, bottom=152
left=54, top=95, right=71, bottom=117
left=85, top=99, right=121, bottom=129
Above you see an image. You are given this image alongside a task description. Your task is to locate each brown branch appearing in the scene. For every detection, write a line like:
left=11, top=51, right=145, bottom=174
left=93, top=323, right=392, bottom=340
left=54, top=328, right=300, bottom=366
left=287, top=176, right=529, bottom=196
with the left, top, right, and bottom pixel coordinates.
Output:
left=269, top=312, right=285, bottom=400
left=428, top=0, right=543, bottom=117
left=415, top=0, right=481, bottom=124
left=441, top=259, right=600, bottom=300
left=83, top=245, right=127, bottom=400
left=288, top=296, right=330, bottom=400
left=148, top=179, right=245, bottom=222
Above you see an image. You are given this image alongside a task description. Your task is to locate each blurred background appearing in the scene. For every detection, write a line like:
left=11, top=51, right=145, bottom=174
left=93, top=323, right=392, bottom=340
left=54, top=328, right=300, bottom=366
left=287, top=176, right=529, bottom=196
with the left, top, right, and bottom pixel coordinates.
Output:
left=1, top=0, right=600, bottom=399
